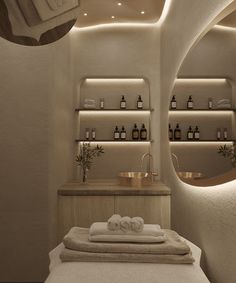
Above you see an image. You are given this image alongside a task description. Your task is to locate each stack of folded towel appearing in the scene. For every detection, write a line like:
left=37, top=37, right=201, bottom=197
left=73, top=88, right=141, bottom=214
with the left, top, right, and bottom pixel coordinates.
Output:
left=60, top=214, right=194, bottom=264
left=216, top=99, right=232, bottom=109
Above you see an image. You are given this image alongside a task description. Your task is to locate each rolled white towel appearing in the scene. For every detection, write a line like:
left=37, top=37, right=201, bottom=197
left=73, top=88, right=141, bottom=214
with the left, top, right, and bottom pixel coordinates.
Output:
left=107, top=214, right=122, bottom=231
left=131, top=217, right=144, bottom=232
left=120, top=216, right=131, bottom=232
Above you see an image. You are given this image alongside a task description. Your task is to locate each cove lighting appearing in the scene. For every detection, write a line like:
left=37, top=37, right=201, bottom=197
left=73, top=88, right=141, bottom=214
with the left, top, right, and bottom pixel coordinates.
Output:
left=214, top=25, right=236, bottom=32
left=84, top=78, right=145, bottom=83
left=170, top=141, right=234, bottom=145
left=176, top=78, right=228, bottom=84
left=79, top=110, right=151, bottom=115
left=169, top=110, right=234, bottom=116
left=78, top=141, right=151, bottom=145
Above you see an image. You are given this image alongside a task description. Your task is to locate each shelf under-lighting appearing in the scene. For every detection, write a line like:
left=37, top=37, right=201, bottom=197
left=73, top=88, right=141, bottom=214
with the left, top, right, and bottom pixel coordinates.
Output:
left=76, top=140, right=152, bottom=143
left=170, top=140, right=234, bottom=143
left=75, top=109, right=153, bottom=113
left=169, top=109, right=235, bottom=114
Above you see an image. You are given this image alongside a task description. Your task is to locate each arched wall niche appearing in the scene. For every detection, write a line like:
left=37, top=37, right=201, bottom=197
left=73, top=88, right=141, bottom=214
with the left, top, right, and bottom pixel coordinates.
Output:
left=166, top=1, right=236, bottom=186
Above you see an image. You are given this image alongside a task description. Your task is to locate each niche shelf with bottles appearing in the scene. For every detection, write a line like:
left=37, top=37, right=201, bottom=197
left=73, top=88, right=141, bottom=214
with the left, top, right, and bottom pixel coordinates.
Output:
left=169, top=78, right=235, bottom=143
left=75, top=78, right=153, bottom=179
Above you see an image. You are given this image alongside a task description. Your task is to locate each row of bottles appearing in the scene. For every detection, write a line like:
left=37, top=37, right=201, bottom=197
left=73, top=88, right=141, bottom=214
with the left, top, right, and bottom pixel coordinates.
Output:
left=120, top=95, right=144, bottom=109
left=114, top=124, right=148, bottom=140
left=169, top=124, right=200, bottom=140
left=170, top=95, right=214, bottom=110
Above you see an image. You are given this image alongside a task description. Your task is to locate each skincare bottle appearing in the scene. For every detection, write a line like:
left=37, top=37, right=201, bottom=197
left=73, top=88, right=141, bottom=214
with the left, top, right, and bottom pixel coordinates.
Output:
left=208, top=97, right=213, bottom=109
left=193, top=126, right=200, bottom=140
left=223, top=128, right=228, bottom=140
left=187, top=126, right=194, bottom=140
left=174, top=123, right=181, bottom=140
left=85, top=128, right=90, bottom=140
left=120, top=126, right=126, bottom=140
left=169, top=124, right=173, bottom=140
left=137, top=95, right=143, bottom=109
left=100, top=98, right=105, bottom=109
left=216, top=128, right=221, bottom=140
left=140, top=124, right=147, bottom=140
left=187, top=95, right=194, bottom=109
left=132, top=123, right=139, bottom=140
left=170, top=95, right=177, bottom=109
left=120, top=95, right=126, bottom=109
left=91, top=128, right=96, bottom=140
left=114, top=126, right=120, bottom=140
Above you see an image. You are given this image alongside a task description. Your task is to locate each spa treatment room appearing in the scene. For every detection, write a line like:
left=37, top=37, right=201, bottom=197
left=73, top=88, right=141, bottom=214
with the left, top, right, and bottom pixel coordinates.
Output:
left=1, top=0, right=236, bottom=282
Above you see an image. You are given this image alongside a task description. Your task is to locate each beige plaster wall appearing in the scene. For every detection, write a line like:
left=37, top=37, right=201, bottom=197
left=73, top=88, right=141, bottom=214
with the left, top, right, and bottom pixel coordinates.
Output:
left=161, top=1, right=236, bottom=283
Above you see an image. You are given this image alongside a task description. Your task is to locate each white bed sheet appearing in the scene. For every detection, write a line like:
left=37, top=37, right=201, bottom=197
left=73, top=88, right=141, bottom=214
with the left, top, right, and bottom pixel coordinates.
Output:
left=45, top=238, right=210, bottom=283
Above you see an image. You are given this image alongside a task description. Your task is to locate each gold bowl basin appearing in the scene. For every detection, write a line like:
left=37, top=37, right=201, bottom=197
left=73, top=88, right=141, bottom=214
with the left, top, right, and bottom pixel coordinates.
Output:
left=177, top=171, right=204, bottom=180
left=118, top=172, right=157, bottom=187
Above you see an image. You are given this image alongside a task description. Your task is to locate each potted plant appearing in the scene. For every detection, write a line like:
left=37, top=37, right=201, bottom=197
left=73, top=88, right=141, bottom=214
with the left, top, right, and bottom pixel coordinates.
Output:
left=218, top=143, right=236, bottom=166
left=76, top=143, right=104, bottom=182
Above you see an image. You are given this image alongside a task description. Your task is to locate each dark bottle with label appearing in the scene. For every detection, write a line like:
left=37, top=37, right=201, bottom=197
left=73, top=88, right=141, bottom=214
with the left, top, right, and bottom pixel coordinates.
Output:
left=114, top=126, right=120, bottom=140
left=137, top=95, right=143, bottom=109
left=174, top=123, right=181, bottom=140
left=169, top=124, right=173, bottom=140
left=120, top=95, right=126, bottom=109
left=140, top=124, right=147, bottom=140
left=193, top=126, right=200, bottom=140
left=187, top=95, right=194, bottom=109
left=120, top=126, right=126, bottom=140
left=223, top=128, right=228, bottom=140
left=187, top=126, right=194, bottom=140
left=91, top=128, right=96, bottom=140
left=170, top=95, right=177, bottom=109
left=132, top=123, right=139, bottom=140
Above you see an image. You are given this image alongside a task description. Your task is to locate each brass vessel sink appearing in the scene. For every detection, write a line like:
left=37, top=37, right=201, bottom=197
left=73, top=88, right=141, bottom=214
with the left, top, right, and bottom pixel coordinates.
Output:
left=118, top=171, right=158, bottom=187
left=177, top=171, right=204, bottom=179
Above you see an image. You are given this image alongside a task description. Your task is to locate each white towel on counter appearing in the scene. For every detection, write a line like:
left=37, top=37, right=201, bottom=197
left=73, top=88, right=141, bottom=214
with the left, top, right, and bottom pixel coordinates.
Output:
left=120, top=216, right=131, bottom=232
left=32, top=0, right=79, bottom=21
left=107, top=214, right=122, bottom=231
left=130, top=217, right=144, bottom=232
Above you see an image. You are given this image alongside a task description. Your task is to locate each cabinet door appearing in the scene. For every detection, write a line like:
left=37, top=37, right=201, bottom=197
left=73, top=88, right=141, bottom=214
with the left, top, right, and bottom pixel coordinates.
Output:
left=58, top=195, right=114, bottom=241
left=114, top=196, right=170, bottom=229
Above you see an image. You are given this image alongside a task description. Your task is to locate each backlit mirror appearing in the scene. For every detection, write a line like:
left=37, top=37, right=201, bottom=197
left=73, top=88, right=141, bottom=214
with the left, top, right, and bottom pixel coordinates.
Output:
left=0, top=0, right=79, bottom=46
left=169, top=11, right=236, bottom=186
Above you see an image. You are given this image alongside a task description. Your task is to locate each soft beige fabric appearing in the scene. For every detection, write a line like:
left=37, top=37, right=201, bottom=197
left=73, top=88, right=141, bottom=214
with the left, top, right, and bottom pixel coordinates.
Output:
left=17, top=0, right=41, bottom=27
left=120, top=216, right=132, bottom=232
left=32, top=0, right=79, bottom=21
left=130, top=217, right=144, bottom=232
left=60, top=248, right=194, bottom=264
left=107, top=214, right=122, bottom=231
left=90, top=222, right=163, bottom=237
left=89, top=234, right=166, bottom=243
left=63, top=227, right=190, bottom=254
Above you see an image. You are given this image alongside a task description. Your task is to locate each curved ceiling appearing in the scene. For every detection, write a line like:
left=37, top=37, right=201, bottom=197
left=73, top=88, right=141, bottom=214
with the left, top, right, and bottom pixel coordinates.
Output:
left=75, top=0, right=165, bottom=28
left=218, top=10, right=236, bottom=28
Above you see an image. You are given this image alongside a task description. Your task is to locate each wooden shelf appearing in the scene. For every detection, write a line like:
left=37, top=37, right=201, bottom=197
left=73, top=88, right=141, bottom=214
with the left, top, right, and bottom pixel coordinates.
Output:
left=169, top=109, right=236, bottom=112
left=75, top=108, right=153, bottom=112
left=170, top=140, right=234, bottom=143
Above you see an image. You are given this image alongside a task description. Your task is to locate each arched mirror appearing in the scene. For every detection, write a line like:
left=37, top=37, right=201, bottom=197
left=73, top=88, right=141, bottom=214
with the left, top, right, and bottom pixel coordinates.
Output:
left=169, top=10, right=236, bottom=186
left=0, top=0, right=79, bottom=46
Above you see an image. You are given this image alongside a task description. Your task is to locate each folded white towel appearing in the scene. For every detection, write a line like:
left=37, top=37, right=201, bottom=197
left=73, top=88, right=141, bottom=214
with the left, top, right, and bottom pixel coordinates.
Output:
left=89, top=234, right=166, bottom=243
left=217, top=99, right=231, bottom=105
left=90, top=222, right=163, bottom=237
left=130, top=217, right=144, bottom=232
left=216, top=104, right=232, bottom=109
left=107, top=214, right=122, bottom=231
left=120, top=216, right=131, bottom=232
left=32, top=0, right=79, bottom=21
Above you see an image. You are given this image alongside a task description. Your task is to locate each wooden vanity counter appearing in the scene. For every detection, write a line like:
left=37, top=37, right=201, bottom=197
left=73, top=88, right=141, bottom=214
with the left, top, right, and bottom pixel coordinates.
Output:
left=58, top=180, right=171, bottom=241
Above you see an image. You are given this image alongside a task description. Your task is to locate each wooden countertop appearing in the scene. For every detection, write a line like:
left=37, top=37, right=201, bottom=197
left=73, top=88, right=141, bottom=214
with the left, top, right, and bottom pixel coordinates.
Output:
left=58, top=180, right=171, bottom=196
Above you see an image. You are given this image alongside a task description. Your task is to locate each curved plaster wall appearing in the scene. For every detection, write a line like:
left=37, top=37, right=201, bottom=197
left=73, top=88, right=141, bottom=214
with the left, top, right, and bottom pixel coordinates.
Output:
left=161, top=1, right=236, bottom=283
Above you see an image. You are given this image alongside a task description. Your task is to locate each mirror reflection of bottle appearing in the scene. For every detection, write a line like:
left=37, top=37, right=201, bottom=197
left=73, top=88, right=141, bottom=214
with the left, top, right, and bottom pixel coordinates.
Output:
left=132, top=123, right=139, bottom=140
left=216, top=128, right=221, bottom=140
left=120, top=95, right=126, bottom=109
left=120, top=126, right=126, bottom=140
left=208, top=97, right=213, bottom=109
left=85, top=128, right=90, bottom=140
left=137, top=95, right=143, bottom=109
left=223, top=128, right=228, bottom=140
left=169, top=124, right=173, bottom=140
left=187, top=126, right=194, bottom=140
left=140, top=124, right=147, bottom=140
left=187, top=95, right=194, bottom=109
left=114, top=126, right=120, bottom=140
left=170, top=95, right=177, bottom=109
left=91, top=128, right=96, bottom=140
left=174, top=123, right=181, bottom=140
left=193, top=126, right=200, bottom=140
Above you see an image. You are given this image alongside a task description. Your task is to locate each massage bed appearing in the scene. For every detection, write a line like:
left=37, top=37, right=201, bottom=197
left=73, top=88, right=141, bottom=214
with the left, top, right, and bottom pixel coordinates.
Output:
left=45, top=237, right=210, bottom=283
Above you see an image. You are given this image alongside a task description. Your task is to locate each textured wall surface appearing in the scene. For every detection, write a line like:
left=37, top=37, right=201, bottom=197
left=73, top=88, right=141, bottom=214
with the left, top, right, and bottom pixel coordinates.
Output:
left=161, top=1, right=236, bottom=283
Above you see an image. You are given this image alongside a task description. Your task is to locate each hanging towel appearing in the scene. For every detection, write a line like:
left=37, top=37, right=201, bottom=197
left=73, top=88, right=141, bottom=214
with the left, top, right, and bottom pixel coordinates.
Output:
left=32, top=0, right=79, bottom=21
left=17, top=0, right=41, bottom=27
